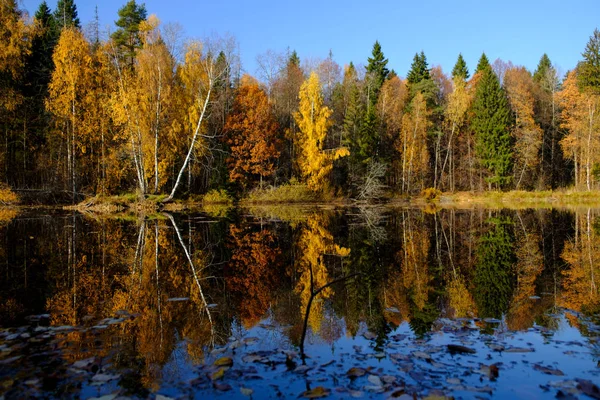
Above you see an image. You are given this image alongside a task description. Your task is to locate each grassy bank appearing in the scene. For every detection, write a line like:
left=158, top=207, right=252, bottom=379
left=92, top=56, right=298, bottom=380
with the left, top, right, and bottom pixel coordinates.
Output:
left=439, top=189, right=600, bottom=209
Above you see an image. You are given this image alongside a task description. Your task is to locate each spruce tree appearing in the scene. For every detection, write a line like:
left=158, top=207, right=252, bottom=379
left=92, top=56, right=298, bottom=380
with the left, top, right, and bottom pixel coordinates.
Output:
left=578, top=28, right=600, bottom=93
left=475, top=53, right=490, bottom=74
left=471, top=61, right=514, bottom=188
left=365, top=40, right=389, bottom=101
left=406, top=51, right=430, bottom=85
left=533, top=53, right=552, bottom=83
left=288, top=50, right=300, bottom=67
left=451, top=53, right=469, bottom=80
left=111, top=0, right=147, bottom=67
left=474, top=217, right=516, bottom=319
left=54, top=0, right=80, bottom=29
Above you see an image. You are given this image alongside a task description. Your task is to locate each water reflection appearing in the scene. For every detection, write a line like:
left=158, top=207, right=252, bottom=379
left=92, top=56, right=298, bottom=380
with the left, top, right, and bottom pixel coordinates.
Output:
left=0, top=207, right=599, bottom=397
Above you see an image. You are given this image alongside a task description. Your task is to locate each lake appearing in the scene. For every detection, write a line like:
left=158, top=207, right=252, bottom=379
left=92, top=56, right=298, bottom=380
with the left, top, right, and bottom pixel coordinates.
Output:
left=0, top=205, right=599, bottom=399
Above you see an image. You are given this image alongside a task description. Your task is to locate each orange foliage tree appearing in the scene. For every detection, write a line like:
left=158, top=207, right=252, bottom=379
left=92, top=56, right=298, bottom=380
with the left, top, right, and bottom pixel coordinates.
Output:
left=224, top=75, right=281, bottom=189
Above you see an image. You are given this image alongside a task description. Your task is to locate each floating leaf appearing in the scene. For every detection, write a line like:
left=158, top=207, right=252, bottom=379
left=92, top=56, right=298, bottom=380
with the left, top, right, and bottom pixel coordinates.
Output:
left=214, top=357, right=233, bottom=367
left=347, top=367, right=366, bottom=378
left=210, top=368, right=225, bottom=381
left=213, top=382, right=231, bottom=391
left=533, top=364, right=564, bottom=376
left=447, top=344, right=476, bottom=354
left=240, top=387, right=253, bottom=397
left=576, top=379, right=600, bottom=399
left=368, top=375, right=382, bottom=386
left=504, top=347, right=533, bottom=353
left=301, top=386, right=330, bottom=398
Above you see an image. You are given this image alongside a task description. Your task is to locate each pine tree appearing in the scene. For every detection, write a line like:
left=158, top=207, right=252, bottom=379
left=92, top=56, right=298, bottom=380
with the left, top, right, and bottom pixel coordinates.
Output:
left=288, top=50, right=300, bottom=67
left=365, top=40, right=389, bottom=101
left=451, top=53, right=469, bottom=80
left=471, top=61, right=514, bottom=188
left=475, top=53, right=490, bottom=74
left=406, top=51, right=430, bottom=85
left=578, top=28, right=600, bottom=93
left=111, top=0, right=148, bottom=67
left=54, top=0, right=80, bottom=29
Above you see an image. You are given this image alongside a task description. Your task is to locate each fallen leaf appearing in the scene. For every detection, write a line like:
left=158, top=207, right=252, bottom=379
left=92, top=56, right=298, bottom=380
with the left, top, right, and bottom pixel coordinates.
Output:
left=210, top=368, right=225, bottom=381
left=301, top=386, right=330, bottom=398
left=347, top=367, right=366, bottom=378
left=576, top=379, right=600, bottom=399
left=447, top=344, right=476, bottom=354
left=368, top=375, right=382, bottom=386
left=214, top=357, right=233, bottom=367
left=533, top=364, right=564, bottom=376
left=240, top=387, right=253, bottom=396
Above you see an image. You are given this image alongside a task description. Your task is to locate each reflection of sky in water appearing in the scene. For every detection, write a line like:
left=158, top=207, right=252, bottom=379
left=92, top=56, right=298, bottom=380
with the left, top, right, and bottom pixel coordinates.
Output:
left=146, top=312, right=599, bottom=399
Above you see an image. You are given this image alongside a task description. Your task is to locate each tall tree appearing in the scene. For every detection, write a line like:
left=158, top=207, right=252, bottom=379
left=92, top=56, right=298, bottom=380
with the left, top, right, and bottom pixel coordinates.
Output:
left=294, top=72, right=349, bottom=192
left=470, top=56, right=514, bottom=189
left=224, top=75, right=281, bottom=189
left=365, top=40, right=389, bottom=102
left=504, top=66, right=543, bottom=188
left=451, top=53, right=469, bottom=80
left=54, top=0, right=80, bottom=29
left=407, top=52, right=431, bottom=85
left=475, top=53, right=490, bottom=75
left=46, top=27, right=93, bottom=198
left=111, top=0, right=148, bottom=67
left=578, top=28, right=600, bottom=93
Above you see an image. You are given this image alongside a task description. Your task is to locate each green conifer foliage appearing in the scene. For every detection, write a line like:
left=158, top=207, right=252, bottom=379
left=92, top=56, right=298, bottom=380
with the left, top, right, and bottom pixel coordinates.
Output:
left=54, top=0, right=80, bottom=29
left=577, top=28, right=600, bottom=93
left=474, top=217, right=516, bottom=319
left=475, top=53, right=490, bottom=74
left=471, top=62, right=514, bottom=188
left=111, top=0, right=148, bottom=67
left=533, top=53, right=552, bottom=83
left=451, top=53, right=469, bottom=80
left=406, top=51, right=430, bottom=85
left=366, top=40, right=389, bottom=101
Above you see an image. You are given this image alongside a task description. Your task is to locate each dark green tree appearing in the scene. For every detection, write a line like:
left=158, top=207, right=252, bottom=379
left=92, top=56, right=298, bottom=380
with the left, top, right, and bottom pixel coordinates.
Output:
left=365, top=40, right=389, bottom=102
left=451, top=53, right=469, bottom=80
left=406, top=51, right=430, bottom=85
left=288, top=49, right=300, bottom=67
left=111, top=0, right=148, bottom=67
left=471, top=58, right=514, bottom=188
left=533, top=53, right=552, bottom=83
left=54, top=0, right=80, bottom=29
left=475, top=52, right=490, bottom=74
left=474, top=217, right=516, bottom=319
left=577, top=28, right=600, bottom=93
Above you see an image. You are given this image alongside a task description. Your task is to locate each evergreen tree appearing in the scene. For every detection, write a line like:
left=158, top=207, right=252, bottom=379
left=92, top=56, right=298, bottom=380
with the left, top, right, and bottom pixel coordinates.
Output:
left=406, top=51, right=430, bottom=85
left=27, top=1, right=58, bottom=95
left=577, top=28, right=600, bottom=93
left=451, top=53, right=469, bottom=80
left=475, top=53, right=490, bottom=74
left=111, top=0, right=147, bottom=67
left=365, top=40, right=389, bottom=102
left=471, top=61, right=514, bottom=188
left=54, top=0, right=80, bottom=29
left=288, top=50, right=300, bottom=67
left=533, top=53, right=552, bottom=83
left=474, top=217, right=516, bottom=319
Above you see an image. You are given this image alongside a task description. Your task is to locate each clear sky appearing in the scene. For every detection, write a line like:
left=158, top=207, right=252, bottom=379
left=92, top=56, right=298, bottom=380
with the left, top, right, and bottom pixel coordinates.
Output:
left=21, top=0, right=600, bottom=79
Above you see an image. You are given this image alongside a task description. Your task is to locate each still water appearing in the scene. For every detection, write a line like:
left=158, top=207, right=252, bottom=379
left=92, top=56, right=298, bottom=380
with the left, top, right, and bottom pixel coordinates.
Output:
left=0, top=206, right=599, bottom=399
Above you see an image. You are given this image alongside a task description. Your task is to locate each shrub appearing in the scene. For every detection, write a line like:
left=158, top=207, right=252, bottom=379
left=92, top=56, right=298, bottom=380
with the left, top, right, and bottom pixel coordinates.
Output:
left=0, top=185, right=18, bottom=205
left=202, top=189, right=234, bottom=204
left=244, top=182, right=318, bottom=203
left=420, top=187, right=442, bottom=202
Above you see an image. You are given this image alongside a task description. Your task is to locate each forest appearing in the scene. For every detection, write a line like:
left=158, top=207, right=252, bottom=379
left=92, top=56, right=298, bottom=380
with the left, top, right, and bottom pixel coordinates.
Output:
left=1, top=0, right=600, bottom=204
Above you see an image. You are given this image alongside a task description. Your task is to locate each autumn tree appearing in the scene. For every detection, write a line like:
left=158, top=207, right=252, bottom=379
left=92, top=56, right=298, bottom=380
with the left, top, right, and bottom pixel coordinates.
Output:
left=398, top=92, right=431, bottom=193
left=0, top=0, right=33, bottom=184
left=46, top=27, right=93, bottom=198
left=224, top=75, right=281, bottom=189
left=503, top=66, right=543, bottom=188
left=294, top=72, right=349, bottom=192
left=558, top=71, right=600, bottom=190
left=470, top=54, right=514, bottom=189
left=376, top=75, right=407, bottom=187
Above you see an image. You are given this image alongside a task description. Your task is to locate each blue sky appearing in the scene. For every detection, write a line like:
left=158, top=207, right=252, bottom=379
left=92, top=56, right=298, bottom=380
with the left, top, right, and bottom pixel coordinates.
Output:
left=22, top=0, right=600, bottom=79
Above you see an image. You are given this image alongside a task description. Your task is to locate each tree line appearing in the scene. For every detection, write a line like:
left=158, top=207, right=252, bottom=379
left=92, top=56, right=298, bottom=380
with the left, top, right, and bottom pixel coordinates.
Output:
left=1, top=0, right=600, bottom=202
